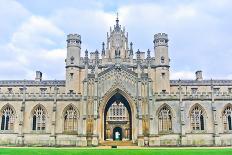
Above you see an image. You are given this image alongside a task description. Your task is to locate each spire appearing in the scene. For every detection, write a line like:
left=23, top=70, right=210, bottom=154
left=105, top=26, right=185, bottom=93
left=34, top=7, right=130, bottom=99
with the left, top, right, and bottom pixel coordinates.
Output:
left=129, top=42, right=133, bottom=56
left=84, top=49, right=88, bottom=64
left=85, top=49, right=88, bottom=57
left=116, top=12, right=119, bottom=26
left=95, top=49, right=99, bottom=65
left=115, top=12, right=120, bottom=31
left=147, top=49, right=151, bottom=59
left=101, top=42, right=105, bottom=56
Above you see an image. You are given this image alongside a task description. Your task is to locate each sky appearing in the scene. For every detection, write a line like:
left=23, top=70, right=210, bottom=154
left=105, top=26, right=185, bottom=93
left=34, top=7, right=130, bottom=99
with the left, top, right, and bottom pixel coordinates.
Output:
left=0, top=0, right=232, bottom=80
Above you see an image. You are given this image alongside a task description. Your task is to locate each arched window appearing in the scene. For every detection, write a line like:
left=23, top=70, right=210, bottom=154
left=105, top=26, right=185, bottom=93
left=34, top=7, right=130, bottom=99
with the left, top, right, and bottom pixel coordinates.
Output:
left=32, top=105, right=46, bottom=131
left=190, top=105, right=205, bottom=131
left=1, top=105, right=15, bottom=130
left=158, top=105, right=172, bottom=132
left=64, top=105, right=79, bottom=132
left=223, top=105, right=232, bottom=131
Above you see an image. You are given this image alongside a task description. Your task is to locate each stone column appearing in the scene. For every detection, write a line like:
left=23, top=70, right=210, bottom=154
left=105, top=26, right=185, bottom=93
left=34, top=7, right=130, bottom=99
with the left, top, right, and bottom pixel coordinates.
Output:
left=179, top=81, right=187, bottom=146
left=148, top=79, right=155, bottom=146
left=137, top=63, right=144, bottom=146
left=92, top=65, right=99, bottom=146
left=17, top=82, right=26, bottom=146
left=49, top=85, right=58, bottom=146
left=211, top=80, right=221, bottom=146
left=82, top=79, right=87, bottom=146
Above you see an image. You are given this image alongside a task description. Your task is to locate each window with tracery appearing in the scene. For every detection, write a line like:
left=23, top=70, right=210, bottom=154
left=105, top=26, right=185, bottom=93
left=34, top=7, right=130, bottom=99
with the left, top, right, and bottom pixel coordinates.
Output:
left=158, top=106, right=172, bottom=132
left=64, top=105, right=79, bottom=132
left=223, top=105, right=232, bottom=131
left=1, top=105, right=15, bottom=130
left=106, top=102, right=129, bottom=121
left=32, top=105, right=46, bottom=131
left=190, top=105, right=205, bottom=131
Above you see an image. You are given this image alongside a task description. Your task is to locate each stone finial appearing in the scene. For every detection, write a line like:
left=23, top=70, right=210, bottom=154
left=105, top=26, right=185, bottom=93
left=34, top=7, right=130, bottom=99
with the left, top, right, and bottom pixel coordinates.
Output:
left=102, top=42, right=105, bottom=56
left=147, top=49, right=151, bottom=59
left=85, top=49, right=88, bottom=57
left=84, top=49, right=88, bottom=64
left=136, top=49, right=141, bottom=60
left=196, top=70, right=203, bottom=81
left=95, top=50, right=99, bottom=64
left=129, top=42, right=133, bottom=56
left=35, top=71, right=42, bottom=81
left=95, top=50, right=99, bottom=58
left=115, top=12, right=121, bottom=31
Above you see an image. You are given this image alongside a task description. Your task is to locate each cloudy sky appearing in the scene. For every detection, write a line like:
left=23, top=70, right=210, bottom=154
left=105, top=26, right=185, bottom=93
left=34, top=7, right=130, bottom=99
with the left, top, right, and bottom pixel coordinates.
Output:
left=0, top=0, right=232, bottom=80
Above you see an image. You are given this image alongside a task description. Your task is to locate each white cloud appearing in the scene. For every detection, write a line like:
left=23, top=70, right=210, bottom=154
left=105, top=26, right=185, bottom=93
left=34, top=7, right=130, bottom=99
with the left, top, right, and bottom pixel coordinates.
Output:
left=0, top=0, right=30, bottom=43
left=0, top=0, right=232, bottom=80
left=170, top=71, right=195, bottom=80
left=10, top=16, right=64, bottom=50
left=0, top=14, right=66, bottom=80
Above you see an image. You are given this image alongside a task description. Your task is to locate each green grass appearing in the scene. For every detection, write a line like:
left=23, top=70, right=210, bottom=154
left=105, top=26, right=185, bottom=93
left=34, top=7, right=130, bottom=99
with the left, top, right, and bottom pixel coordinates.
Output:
left=0, top=148, right=232, bottom=155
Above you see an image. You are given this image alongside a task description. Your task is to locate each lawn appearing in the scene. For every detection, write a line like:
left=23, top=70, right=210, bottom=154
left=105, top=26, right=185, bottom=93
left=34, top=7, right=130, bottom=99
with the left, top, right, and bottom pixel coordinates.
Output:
left=0, top=148, right=232, bottom=155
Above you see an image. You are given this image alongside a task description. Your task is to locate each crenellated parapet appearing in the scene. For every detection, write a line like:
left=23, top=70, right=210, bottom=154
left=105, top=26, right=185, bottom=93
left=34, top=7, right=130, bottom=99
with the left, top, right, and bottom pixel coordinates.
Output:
left=0, top=80, right=65, bottom=86
left=67, top=34, right=81, bottom=47
left=0, top=92, right=82, bottom=101
left=154, top=91, right=232, bottom=101
left=153, top=33, right=169, bottom=47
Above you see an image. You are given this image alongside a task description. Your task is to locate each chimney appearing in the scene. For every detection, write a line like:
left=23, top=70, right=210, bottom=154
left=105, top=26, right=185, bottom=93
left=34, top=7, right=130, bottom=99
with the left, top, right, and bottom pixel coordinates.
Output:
left=35, top=71, right=42, bottom=81
left=196, top=70, right=203, bottom=81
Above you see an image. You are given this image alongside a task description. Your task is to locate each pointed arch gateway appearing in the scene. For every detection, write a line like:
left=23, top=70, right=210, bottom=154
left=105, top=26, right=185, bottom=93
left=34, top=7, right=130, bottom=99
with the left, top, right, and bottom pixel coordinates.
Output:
left=99, top=88, right=137, bottom=143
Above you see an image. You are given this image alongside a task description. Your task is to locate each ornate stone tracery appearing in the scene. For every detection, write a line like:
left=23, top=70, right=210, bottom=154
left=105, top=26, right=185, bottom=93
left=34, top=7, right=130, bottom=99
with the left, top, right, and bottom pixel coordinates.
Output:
left=0, top=105, right=15, bottom=131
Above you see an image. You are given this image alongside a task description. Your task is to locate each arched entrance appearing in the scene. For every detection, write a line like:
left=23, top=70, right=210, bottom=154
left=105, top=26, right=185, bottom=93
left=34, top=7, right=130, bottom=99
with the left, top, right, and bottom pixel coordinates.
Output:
left=104, top=93, right=132, bottom=141
left=113, top=127, right=122, bottom=141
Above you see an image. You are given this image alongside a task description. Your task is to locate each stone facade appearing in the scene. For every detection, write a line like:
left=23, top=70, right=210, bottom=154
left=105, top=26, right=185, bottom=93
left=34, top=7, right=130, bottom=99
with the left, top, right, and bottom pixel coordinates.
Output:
left=1, top=16, right=232, bottom=147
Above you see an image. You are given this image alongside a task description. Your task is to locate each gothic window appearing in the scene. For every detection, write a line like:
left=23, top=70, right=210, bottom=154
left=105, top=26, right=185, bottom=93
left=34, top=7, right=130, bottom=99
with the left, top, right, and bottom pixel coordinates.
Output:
left=190, top=105, right=205, bottom=131
left=158, top=105, right=172, bottom=132
left=64, top=105, right=79, bottom=132
left=1, top=105, right=15, bottom=130
left=32, top=105, right=46, bottom=131
left=161, top=56, right=165, bottom=64
left=223, top=105, right=232, bottom=131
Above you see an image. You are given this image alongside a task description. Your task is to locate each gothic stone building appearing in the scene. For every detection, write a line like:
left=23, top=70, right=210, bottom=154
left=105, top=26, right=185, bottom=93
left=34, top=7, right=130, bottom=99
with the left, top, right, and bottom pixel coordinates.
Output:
left=1, top=17, right=232, bottom=147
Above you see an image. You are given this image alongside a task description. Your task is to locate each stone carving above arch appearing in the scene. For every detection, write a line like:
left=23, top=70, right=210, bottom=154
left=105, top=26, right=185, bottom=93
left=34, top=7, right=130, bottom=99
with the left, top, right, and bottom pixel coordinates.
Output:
left=98, top=65, right=137, bottom=99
